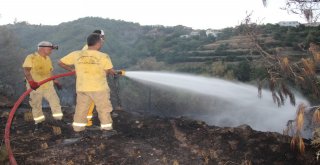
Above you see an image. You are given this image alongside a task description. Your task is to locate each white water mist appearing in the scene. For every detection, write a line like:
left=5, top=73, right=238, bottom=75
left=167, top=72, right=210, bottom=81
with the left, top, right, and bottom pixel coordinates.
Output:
left=125, top=71, right=310, bottom=135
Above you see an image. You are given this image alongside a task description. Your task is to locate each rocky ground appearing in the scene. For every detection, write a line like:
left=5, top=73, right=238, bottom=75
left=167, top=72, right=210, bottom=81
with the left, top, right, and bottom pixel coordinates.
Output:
left=0, top=106, right=319, bottom=165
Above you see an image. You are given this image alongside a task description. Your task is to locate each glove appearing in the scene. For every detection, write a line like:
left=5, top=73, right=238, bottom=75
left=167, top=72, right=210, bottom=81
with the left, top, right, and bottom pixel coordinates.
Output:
left=28, top=80, right=39, bottom=90
left=54, top=80, right=62, bottom=90
left=113, top=73, right=120, bottom=79
left=107, top=69, right=118, bottom=78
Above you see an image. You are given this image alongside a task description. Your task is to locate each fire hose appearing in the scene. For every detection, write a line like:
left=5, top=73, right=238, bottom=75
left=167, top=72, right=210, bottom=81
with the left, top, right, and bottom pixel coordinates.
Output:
left=4, top=71, right=75, bottom=165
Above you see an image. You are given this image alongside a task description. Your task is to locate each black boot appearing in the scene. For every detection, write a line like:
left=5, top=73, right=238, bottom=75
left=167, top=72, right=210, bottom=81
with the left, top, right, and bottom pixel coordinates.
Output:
left=34, top=122, right=44, bottom=132
left=73, top=130, right=88, bottom=138
left=101, top=130, right=117, bottom=138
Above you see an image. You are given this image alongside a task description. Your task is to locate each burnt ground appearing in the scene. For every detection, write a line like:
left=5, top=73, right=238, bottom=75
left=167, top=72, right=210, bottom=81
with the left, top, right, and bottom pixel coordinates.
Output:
left=0, top=107, right=319, bottom=165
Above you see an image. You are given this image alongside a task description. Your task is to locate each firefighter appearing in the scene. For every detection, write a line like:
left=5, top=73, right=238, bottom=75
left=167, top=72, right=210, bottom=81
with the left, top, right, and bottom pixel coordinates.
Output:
left=22, top=41, right=63, bottom=131
left=82, top=30, right=105, bottom=127
left=59, top=33, right=116, bottom=135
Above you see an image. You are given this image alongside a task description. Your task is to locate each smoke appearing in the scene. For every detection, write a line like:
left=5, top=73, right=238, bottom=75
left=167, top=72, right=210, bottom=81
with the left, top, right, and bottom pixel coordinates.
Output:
left=125, top=71, right=310, bottom=135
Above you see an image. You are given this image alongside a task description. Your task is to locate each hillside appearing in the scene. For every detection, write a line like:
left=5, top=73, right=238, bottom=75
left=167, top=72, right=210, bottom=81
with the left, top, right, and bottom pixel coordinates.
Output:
left=1, top=17, right=320, bottom=117
left=5, top=18, right=315, bottom=68
left=1, top=17, right=320, bottom=164
left=2, top=18, right=319, bottom=66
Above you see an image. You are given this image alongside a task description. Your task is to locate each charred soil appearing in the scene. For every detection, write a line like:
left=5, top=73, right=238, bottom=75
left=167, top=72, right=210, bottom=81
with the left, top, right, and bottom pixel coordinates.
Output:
left=0, top=107, right=318, bottom=165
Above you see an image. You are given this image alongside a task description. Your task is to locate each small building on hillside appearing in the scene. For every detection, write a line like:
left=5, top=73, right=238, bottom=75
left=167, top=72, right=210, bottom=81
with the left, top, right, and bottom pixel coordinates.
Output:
left=190, top=31, right=200, bottom=36
left=278, top=21, right=300, bottom=27
left=180, top=31, right=200, bottom=38
left=180, top=34, right=190, bottom=38
left=206, top=29, right=221, bottom=37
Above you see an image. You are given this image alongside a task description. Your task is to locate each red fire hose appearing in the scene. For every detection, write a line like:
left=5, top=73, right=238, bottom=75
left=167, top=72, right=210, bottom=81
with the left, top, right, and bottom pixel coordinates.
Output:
left=4, top=71, right=75, bottom=165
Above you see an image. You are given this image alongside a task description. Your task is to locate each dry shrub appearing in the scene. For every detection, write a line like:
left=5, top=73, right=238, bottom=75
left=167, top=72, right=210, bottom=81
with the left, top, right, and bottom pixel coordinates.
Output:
left=289, top=103, right=307, bottom=154
left=295, top=103, right=306, bottom=132
left=242, top=13, right=320, bottom=154
left=295, top=76, right=305, bottom=85
left=299, top=137, right=305, bottom=154
left=281, top=57, right=290, bottom=72
left=290, top=136, right=305, bottom=154
left=290, top=136, right=298, bottom=151
left=313, top=108, right=320, bottom=124
left=242, top=160, right=252, bottom=165
left=301, top=58, right=315, bottom=76
left=173, top=160, right=179, bottom=165
left=313, top=53, right=320, bottom=63
left=309, top=42, right=320, bottom=62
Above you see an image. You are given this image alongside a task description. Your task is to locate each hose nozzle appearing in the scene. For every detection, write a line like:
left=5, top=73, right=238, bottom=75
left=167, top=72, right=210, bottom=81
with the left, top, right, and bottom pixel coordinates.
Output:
left=116, top=69, right=125, bottom=76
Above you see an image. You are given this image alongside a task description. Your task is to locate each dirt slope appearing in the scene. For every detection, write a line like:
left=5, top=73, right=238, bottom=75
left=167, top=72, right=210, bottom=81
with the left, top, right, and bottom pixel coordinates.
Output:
left=0, top=108, right=318, bottom=165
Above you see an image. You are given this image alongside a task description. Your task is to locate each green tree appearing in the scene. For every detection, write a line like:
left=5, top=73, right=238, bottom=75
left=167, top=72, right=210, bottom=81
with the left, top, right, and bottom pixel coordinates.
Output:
left=235, top=61, right=251, bottom=82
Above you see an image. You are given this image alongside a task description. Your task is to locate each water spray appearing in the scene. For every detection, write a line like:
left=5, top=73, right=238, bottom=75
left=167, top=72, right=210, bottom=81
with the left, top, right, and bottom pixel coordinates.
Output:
left=123, top=71, right=310, bottom=135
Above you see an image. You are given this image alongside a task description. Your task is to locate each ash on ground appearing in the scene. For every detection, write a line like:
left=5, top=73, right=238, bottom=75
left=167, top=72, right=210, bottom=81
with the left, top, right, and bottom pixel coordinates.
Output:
left=0, top=107, right=318, bottom=165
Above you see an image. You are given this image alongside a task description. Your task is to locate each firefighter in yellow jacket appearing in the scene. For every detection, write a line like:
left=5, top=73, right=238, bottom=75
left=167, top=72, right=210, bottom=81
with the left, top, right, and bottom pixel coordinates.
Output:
left=22, top=41, right=63, bottom=131
left=82, top=30, right=105, bottom=127
left=59, top=33, right=115, bottom=133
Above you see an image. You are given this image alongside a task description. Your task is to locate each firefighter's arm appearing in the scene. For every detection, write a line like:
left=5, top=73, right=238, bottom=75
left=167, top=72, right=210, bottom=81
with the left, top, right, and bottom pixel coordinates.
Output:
left=58, top=60, right=75, bottom=72
left=23, top=67, right=39, bottom=90
left=106, top=68, right=116, bottom=76
left=23, top=67, right=33, bottom=81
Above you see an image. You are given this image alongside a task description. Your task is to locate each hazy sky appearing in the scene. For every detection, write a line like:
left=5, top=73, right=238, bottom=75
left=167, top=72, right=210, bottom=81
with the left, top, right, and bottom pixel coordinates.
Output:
left=0, top=0, right=307, bottom=29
